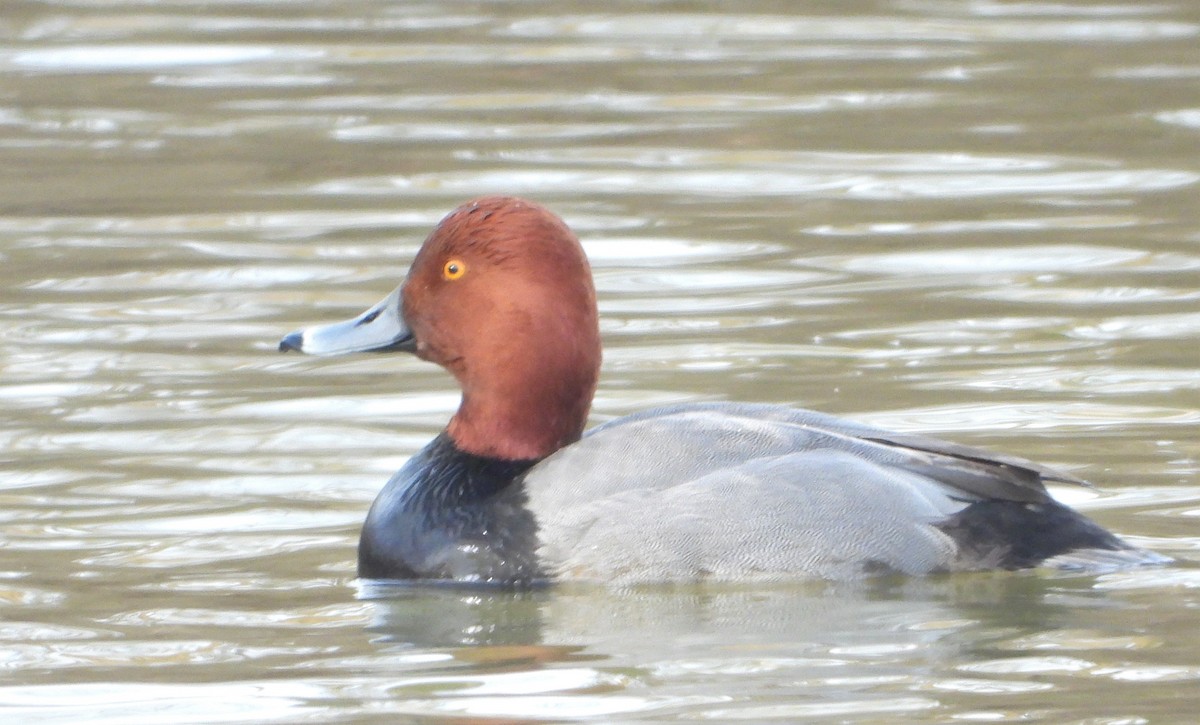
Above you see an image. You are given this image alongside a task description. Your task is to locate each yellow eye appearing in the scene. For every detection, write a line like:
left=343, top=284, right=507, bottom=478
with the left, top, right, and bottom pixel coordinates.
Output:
left=442, top=259, right=467, bottom=280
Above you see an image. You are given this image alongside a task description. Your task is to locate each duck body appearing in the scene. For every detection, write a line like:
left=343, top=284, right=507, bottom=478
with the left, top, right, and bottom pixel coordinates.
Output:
left=281, top=196, right=1166, bottom=587
left=357, top=401, right=1147, bottom=585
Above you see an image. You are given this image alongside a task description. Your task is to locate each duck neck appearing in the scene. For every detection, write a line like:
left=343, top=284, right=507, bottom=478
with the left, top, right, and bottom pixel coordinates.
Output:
left=448, top=367, right=595, bottom=461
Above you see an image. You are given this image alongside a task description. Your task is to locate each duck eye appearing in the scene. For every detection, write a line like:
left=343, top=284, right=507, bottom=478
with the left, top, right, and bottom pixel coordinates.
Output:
left=442, top=259, right=467, bottom=281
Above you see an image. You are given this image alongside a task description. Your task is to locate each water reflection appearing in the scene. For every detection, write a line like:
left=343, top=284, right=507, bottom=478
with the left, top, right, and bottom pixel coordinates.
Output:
left=308, top=163, right=1198, bottom=200
left=504, top=12, right=1198, bottom=43
left=355, top=573, right=1180, bottom=720
left=363, top=574, right=1140, bottom=658
left=8, top=45, right=311, bottom=72
left=363, top=583, right=546, bottom=648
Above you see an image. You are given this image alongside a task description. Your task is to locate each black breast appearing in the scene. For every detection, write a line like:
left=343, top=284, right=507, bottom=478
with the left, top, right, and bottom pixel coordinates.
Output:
left=357, top=433, right=544, bottom=585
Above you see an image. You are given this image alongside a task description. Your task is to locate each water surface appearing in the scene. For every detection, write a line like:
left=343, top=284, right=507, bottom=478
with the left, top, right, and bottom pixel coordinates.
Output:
left=2, top=1, right=1199, bottom=722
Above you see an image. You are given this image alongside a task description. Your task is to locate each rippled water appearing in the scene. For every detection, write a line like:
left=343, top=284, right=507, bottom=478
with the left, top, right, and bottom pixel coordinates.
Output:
left=3, top=1, right=1199, bottom=722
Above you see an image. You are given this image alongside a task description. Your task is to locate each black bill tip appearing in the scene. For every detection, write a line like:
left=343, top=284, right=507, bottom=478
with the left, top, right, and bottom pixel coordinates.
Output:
left=278, top=331, right=304, bottom=353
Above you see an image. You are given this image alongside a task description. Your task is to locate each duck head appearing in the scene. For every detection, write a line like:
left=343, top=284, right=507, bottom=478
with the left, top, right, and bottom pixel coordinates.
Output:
left=280, top=196, right=602, bottom=461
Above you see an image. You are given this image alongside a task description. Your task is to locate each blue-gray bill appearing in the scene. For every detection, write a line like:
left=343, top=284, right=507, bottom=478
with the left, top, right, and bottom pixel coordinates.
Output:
left=279, top=284, right=414, bottom=355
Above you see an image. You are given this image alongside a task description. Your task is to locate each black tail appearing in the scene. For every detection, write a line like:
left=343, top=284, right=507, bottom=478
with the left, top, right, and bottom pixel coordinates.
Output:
left=936, top=500, right=1153, bottom=571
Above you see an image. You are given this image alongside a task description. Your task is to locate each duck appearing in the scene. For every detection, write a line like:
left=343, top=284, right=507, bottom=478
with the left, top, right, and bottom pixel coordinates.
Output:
left=280, top=195, right=1167, bottom=586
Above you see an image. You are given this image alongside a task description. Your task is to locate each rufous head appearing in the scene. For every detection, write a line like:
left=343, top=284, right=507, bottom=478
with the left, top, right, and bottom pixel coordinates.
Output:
left=281, top=196, right=602, bottom=461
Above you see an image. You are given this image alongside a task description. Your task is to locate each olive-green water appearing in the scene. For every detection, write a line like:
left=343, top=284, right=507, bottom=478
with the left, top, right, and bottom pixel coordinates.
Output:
left=2, top=1, right=1198, bottom=722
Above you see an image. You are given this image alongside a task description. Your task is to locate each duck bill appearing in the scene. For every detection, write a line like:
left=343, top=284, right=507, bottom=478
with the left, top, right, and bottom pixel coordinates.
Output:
left=279, top=284, right=415, bottom=356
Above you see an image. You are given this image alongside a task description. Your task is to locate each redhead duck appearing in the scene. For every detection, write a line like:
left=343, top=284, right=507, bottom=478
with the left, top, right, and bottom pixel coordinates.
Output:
left=280, top=196, right=1166, bottom=586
